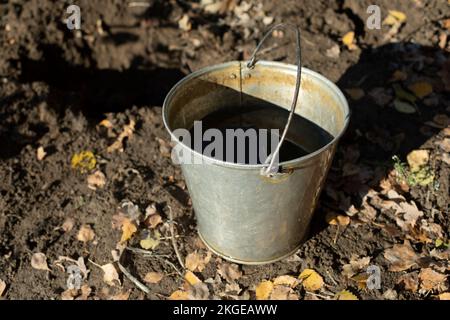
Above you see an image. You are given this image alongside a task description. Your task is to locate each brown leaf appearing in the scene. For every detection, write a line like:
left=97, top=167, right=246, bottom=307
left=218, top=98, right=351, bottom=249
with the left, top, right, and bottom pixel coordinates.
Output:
left=188, top=282, right=210, bottom=300
left=110, top=289, right=131, bottom=300
left=145, top=214, right=162, bottom=229
left=144, top=272, right=164, bottom=284
left=107, top=119, right=135, bottom=153
left=419, top=268, right=447, bottom=292
left=342, top=255, right=371, bottom=278
left=185, top=251, right=210, bottom=272
left=438, top=138, right=450, bottom=153
left=120, top=218, right=137, bottom=243
left=169, top=290, right=189, bottom=300
left=0, top=279, right=6, bottom=297
left=61, top=288, right=78, bottom=300
left=61, top=217, right=75, bottom=233
left=178, top=14, right=191, bottom=31
left=384, top=241, right=419, bottom=272
left=272, top=275, right=300, bottom=288
left=217, top=263, right=242, bottom=283
left=397, top=272, right=419, bottom=292
left=79, top=284, right=92, bottom=300
left=87, top=170, right=106, bottom=190
left=270, top=285, right=299, bottom=300
left=31, top=252, right=50, bottom=271
left=77, top=224, right=95, bottom=243
left=101, top=263, right=120, bottom=286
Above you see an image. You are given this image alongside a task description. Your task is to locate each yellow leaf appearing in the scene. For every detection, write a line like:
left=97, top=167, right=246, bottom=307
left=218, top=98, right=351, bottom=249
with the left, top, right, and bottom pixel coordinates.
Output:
left=139, top=231, right=160, bottom=250
left=326, top=212, right=350, bottom=226
left=335, top=290, right=358, bottom=300
left=345, top=88, right=365, bottom=100
left=383, top=10, right=406, bottom=25
left=71, top=151, right=96, bottom=172
left=169, top=290, right=189, bottom=300
left=120, top=218, right=137, bottom=243
left=342, top=31, right=357, bottom=50
left=255, top=280, right=274, bottom=300
left=299, top=269, right=324, bottom=291
left=407, top=150, right=429, bottom=172
left=439, top=292, right=450, bottom=300
left=185, top=270, right=201, bottom=286
left=408, top=82, right=433, bottom=99
left=390, top=70, right=408, bottom=82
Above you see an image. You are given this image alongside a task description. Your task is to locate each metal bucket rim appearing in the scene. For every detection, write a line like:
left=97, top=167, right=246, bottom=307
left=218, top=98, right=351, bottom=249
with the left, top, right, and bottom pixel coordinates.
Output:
left=162, top=60, right=350, bottom=170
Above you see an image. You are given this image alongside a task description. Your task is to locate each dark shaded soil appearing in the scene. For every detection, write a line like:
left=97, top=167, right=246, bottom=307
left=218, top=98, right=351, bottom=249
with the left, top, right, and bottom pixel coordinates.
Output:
left=0, top=0, right=448, bottom=300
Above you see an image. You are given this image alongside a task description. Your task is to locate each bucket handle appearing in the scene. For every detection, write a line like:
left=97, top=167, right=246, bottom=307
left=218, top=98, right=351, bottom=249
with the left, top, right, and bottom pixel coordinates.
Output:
left=247, top=23, right=302, bottom=177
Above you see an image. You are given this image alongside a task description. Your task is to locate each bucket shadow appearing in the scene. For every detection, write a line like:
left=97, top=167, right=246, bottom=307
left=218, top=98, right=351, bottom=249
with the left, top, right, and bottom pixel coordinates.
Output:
left=0, top=44, right=185, bottom=160
left=308, top=42, right=449, bottom=237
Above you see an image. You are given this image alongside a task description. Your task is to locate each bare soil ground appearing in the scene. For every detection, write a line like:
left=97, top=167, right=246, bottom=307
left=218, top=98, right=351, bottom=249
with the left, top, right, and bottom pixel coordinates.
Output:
left=0, top=0, right=449, bottom=300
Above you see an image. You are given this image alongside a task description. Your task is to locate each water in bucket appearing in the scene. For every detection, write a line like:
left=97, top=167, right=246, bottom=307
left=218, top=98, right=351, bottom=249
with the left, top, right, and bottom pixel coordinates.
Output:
left=189, top=103, right=334, bottom=165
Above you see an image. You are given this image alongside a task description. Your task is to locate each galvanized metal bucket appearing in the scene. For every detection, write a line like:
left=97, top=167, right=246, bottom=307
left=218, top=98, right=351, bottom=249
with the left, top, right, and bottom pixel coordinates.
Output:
left=163, top=24, right=350, bottom=264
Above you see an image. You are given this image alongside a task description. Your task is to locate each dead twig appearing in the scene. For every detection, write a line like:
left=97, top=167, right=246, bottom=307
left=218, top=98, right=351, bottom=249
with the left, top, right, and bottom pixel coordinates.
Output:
left=117, top=261, right=151, bottom=294
left=127, top=1, right=151, bottom=7
left=168, top=205, right=185, bottom=270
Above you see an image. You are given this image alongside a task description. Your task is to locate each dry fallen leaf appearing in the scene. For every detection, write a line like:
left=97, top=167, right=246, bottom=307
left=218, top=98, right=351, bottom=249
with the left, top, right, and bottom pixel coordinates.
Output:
left=144, top=272, right=164, bottom=284
left=397, top=272, right=419, bottom=292
left=169, top=290, right=189, bottom=300
left=383, top=10, right=407, bottom=25
left=120, top=218, right=137, bottom=243
left=342, top=31, right=357, bottom=50
left=185, top=270, right=201, bottom=286
left=270, top=285, right=299, bottom=300
left=419, top=268, right=447, bottom=292
left=101, top=263, right=120, bottom=286
left=37, top=146, right=46, bottom=161
left=188, top=282, right=210, bottom=300
left=110, top=289, right=131, bottom=300
left=384, top=241, right=419, bottom=272
left=299, top=269, right=324, bottom=291
left=107, top=119, right=135, bottom=153
left=61, top=217, right=75, bottom=233
left=217, top=263, right=242, bottom=283
left=87, top=170, right=106, bottom=190
left=71, top=151, right=96, bottom=172
left=342, top=255, right=371, bottom=278
left=326, top=212, right=350, bottom=226
left=61, top=288, right=78, bottom=300
left=335, top=290, right=358, bottom=300
left=145, top=214, right=162, bottom=229
left=185, top=251, right=210, bottom=272
left=31, top=252, right=50, bottom=271
left=438, top=138, right=450, bottom=153
left=79, top=284, right=92, bottom=300
left=273, top=275, right=300, bottom=288
left=178, top=14, right=191, bottom=31
left=394, top=99, right=416, bottom=114
left=255, top=280, right=273, bottom=300
left=439, top=292, right=450, bottom=300
left=77, top=224, right=95, bottom=243
left=139, top=231, right=160, bottom=250
left=0, top=279, right=6, bottom=297
left=408, top=82, right=433, bottom=99
left=345, top=88, right=364, bottom=100
left=407, top=150, right=429, bottom=172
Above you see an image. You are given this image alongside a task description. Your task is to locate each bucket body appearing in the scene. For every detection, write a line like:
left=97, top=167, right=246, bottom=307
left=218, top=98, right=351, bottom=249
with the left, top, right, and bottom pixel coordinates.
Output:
left=163, top=61, right=349, bottom=264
